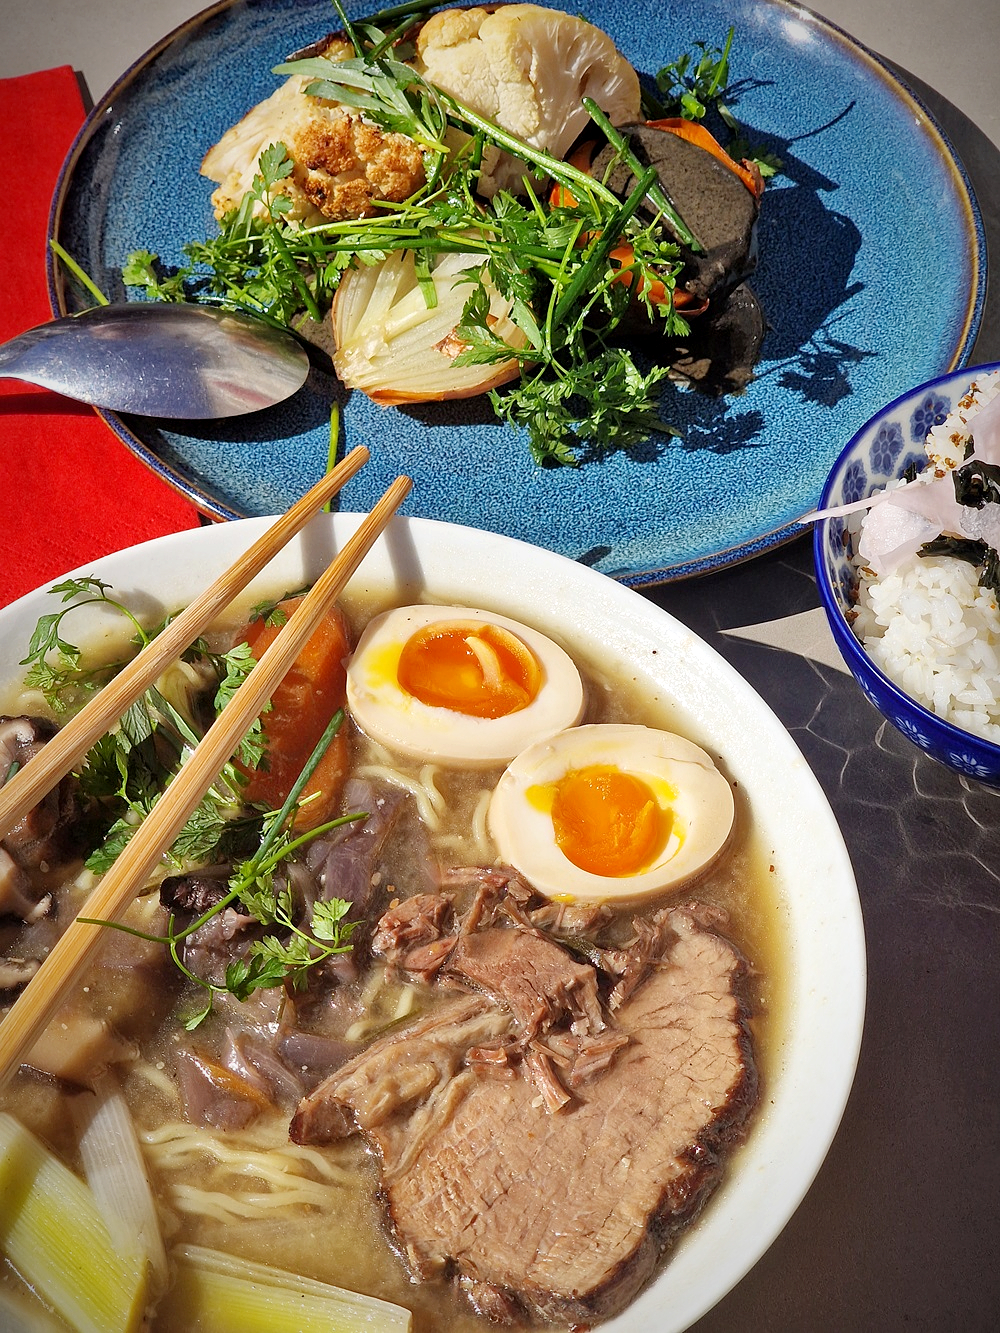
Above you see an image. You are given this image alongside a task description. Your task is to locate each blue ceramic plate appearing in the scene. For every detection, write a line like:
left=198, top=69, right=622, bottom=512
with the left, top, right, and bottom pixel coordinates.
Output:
left=48, top=0, right=984, bottom=586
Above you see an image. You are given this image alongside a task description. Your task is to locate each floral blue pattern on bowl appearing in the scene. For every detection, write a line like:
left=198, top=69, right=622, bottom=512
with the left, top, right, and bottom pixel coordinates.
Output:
left=868, top=421, right=904, bottom=475
left=909, top=393, right=951, bottom=442
left=813, top=362, right=1000, bottom=786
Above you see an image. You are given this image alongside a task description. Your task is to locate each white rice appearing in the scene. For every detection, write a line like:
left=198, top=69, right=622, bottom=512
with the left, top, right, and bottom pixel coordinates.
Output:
left=851, top=370, right=1000, bottom=741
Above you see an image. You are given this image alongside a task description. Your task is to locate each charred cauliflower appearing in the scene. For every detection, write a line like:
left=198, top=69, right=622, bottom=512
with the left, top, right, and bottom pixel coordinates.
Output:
left=415, top=4, right=641, bottom=194
left=201, top=40, right=425, bottom=225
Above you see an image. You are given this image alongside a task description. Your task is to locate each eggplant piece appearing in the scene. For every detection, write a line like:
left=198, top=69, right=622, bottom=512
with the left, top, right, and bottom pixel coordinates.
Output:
left=590, top=123, right=760, bottom=302
left=667, top=282, right=768, bottom=395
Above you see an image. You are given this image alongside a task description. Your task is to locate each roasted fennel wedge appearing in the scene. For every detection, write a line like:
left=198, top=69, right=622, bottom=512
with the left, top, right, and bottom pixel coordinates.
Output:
left=331, top=249, right=527, bottom=403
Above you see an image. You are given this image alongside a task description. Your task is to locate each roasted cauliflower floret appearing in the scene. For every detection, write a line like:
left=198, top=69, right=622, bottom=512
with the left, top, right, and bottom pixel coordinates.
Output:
left=285, top=108, right=426, bottom=221
left=201, top=43, right=425, bottom=224
left=415, top=4, right=641, bottom=194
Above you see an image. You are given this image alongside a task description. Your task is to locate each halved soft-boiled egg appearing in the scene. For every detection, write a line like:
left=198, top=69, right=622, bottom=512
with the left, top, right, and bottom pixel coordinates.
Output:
left=346, top=605, right=585, bottom=767
left=487, top=723, right=735, bottom=901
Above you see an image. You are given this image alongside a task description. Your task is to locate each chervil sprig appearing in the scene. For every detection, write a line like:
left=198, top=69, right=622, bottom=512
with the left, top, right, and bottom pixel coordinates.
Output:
left=25, top=577, right=264, bottom=873
left=20, top=577, right=149, bottom=709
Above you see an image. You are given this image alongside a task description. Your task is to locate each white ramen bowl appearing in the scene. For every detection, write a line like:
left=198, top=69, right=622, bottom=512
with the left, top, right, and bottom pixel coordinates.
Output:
left=0, top=514, right=865, bottom=1332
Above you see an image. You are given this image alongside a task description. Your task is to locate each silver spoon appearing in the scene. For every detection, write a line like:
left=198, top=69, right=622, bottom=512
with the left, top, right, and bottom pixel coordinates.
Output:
left=0, top=303, right=311, bottom=418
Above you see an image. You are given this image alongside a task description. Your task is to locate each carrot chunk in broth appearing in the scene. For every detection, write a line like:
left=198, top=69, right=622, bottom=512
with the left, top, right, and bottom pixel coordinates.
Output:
left=237, top=597, right=350, bottom=829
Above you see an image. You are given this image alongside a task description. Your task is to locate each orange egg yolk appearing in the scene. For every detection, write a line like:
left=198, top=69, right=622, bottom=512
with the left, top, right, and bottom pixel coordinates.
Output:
left=549, top=765, right=671, bottom=877
left=396, top=623, right=541, bottom=719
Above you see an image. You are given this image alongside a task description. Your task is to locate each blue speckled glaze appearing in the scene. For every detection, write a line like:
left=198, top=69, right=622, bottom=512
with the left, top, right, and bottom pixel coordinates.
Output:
left=49, top=0, right=985, bottom=585
left=814, top=362, right=1000, bottom=786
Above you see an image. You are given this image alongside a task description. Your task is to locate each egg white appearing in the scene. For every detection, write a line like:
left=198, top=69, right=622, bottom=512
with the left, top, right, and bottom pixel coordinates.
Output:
left=487, top=723, right=735, bottom=901
left=346, top=605, right=586, bottom=767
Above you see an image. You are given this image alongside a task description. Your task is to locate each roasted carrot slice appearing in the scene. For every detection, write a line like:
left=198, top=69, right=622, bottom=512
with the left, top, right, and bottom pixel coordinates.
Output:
left=607, top=244, right=709, bottom=313
left=549, top=141, right=598, bottom=209
left=236, top=597, right=351, bottom=830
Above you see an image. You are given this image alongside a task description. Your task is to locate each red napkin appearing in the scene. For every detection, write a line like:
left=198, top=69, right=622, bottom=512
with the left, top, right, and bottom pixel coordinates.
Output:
left=0, top=66, right=201, bottom=609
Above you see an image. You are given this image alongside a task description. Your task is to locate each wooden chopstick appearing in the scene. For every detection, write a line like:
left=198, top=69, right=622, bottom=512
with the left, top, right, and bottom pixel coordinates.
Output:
left=0, top=445, right=369, bottom=842
left=0, top=474, right=412, bottom=1090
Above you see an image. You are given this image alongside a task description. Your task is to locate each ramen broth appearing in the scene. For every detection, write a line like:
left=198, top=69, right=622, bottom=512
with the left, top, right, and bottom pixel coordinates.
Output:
left=0, top=589, right=787, bottom=1331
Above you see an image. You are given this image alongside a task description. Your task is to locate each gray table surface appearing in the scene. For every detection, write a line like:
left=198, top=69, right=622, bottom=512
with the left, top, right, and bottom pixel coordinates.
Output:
left=3, top=0, right=1000, bottom=1329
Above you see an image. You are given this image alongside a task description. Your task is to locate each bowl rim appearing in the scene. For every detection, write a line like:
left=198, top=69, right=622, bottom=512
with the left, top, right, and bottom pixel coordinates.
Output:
left=814, top=360, right=1000, bottom=758
left=0, top=513, right=866, bottom=1333
left=817, top=359, right=1000, bottom=515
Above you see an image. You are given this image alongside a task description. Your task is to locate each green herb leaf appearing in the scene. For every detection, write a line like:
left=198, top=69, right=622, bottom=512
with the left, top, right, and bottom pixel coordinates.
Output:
left=212, top=640, right=264, bottom=769
left=19, top=578, right=146, bottom=711
left=652, top=29, right=734, bottom=122
left=648, top=28, right=782, bottom=178
left=311, top=896, right=357, bottom=944
left=85, top=820, right=137, bottom=874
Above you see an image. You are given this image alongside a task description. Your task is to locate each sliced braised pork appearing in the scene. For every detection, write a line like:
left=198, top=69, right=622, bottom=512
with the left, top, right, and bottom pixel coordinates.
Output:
left=292, top=888, right=757, bottom=1324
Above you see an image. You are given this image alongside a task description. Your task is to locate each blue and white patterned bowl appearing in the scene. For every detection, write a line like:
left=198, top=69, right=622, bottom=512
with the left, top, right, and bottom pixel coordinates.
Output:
left=814, top=362, right=1000, bottom=786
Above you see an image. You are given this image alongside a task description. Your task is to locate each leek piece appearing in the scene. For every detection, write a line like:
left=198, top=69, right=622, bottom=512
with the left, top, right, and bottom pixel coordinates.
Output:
left=0, top=1113, right=147, bottom=1333
left=169, top=1244, right=412, bottom=1332
left=0, top=1286, right=65, bottom=1332
left=72, top=1072, right=168, bottom=1289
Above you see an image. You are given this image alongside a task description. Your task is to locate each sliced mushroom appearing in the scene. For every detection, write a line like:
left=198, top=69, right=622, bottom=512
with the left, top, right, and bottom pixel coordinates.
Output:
left=0, top=955, right=41, bottom=992
left=19, top=1007, right=139, bottom=1088
left=0, top=715, right=83, bottom=872
left=0, top=845, right=50, bottom=923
